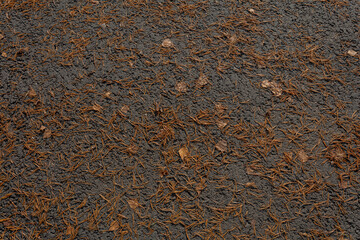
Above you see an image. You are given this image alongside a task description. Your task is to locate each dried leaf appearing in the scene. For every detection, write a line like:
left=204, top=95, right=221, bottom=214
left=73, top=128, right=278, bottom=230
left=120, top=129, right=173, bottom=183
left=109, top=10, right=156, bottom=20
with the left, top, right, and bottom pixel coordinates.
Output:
left=179, top=147, right=190, bottom=161
left=28, top=87, right=37, bottom=98
left=90, top=0, right=99, bottom=4
left=245, top=182, right=257, bottom=188
left=91, top=103, right=103, bottom=112
left=127, top=199, right=140, bottom=210
left=215, top=139, right=227, bottom=152
left=298, top=150, right=308, bottom=163
left=162, top=38, right=174, bottom=48
left=347, top=49, right=357, bottom=56
left=229, top=35, right=237, bottom=44
left=109, top=221, right=119, bottom=231
left=43, top=129, right=52, bottom=139
left=0, top=34, right=4, bottom=40
left=196, top=74, right=209, bottom=87
left=158, top=166, right=168, bottom=178
left=120, top=105, right=130, bottom=114
left=126, top=144, right=139, bottom=155
left=261, top=80, right=282, bottom=96
left=216, top=119, right=228, bottom=129
left=1, top=52, right=7, bottom=57
left=215, top=103, right=227, bottom=114
left=175, top=82, right=187, bottom=93
left=104, top=91, right=111, bottom=98
left=248, top=8, right=255, bottom=14
left=40, top=125, right=46, bottom=131
left=66, top=225, right=74, bottom=235
left=261, top=79, right=271, bottom=88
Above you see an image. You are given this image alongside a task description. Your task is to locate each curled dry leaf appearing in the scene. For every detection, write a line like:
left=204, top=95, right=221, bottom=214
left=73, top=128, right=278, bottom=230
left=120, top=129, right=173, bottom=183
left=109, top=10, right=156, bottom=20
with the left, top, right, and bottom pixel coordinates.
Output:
left=179, top=147, right=190, bottom=161
left=127, top=199, right=140, bottom=210
left=298, top=149, right=308, bottom=163
left=175, top=82, right=187, bottom=93
left=109, top=221, right=119, bottom=231
left=1, top=52, right=7, bottom=57
left=43, top=128, right=52, bottom=139
left=215, top=139, right=227, bottom=152
left=196, top=74, right=209, bottom=87
left=245, top=182, right=257, bottom=188
left=215, top=103, right=227, bottom=114
left=120, top=105, right=130, bottom=114
left=261, top=80, right=282, bottom=96
left=66, top=225, right=74, bottom=235
left=91, top=103, right=103, bottom=112
left=249, top=8, right=255, bottom=14
left=104, top=91, right=111, bottom=98
left=216, top=119, right=228, bottom=129
left=162, top=38, right=174, bottom=48
left=347, top=49, right=357, bottom=56
left=28, top=87, right=37, bottom=98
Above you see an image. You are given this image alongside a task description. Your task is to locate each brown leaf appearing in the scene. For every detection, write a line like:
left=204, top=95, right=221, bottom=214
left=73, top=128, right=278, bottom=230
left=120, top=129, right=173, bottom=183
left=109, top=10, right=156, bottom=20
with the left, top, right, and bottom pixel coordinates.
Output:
left=127, top=199, right=140, bottom=210
left=158, top=166, right=169, bottom=178
left=298, top=150, right=308, bottom=163
left=109, top=221, right=119, bottom=231
left=1, top=52, right=7, bottom=58
left=162, top=38, right=174, bottom=48
left=215, top=103, right=227, bottom=114
left=216, top=119, right=228, bottom=129
left=215, top=139, right=227, bottom=152
left=40, top=125, right=46, bottom=131
left=196, top=74, right=209, bottom=87
left=91, top=103, right=103, bottom=112
left=261, top=80, right=282, bottom=96
left=120, top=105, right=130, bottom=114
left=104, top=91, right=111, bottom=98
left=245, top=182, right=257, bottom=188
left=347, top=49, right=357, bottom=56
left=66, top=225, right=74, bottom=235
left=175, top=82, right=187, bottom=93
left=28, top=87, right=37, bottom=98
left=248, top=8, right=255, bottom=14
left=179, top=147, right=190, bottom=161
left=0, top=34, right=4, bottom=40
left=126, top=144, right=139, bottom=155
left=43, top=129, right=52, bottom=139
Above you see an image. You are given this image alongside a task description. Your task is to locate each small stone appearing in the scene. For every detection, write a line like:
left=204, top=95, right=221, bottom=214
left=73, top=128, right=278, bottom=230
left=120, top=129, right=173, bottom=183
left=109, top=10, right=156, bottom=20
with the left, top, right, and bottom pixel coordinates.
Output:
left=175, top=82, right=187, bottom=93
left=162, top=38, right=174, bottom=48
left=249, top=9, right=255, bottom=14
left=347, top=49, right=357, bottom=56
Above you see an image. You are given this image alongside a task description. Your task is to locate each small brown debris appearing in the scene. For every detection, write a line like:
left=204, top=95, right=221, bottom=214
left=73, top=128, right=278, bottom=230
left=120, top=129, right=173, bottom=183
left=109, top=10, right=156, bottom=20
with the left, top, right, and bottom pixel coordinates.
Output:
left=104, top=91, right=111, bottom=98
left=1, top=52, right=7, bottom=57
left=28, top=87, right=37, bottom=98
left=298, top=149, right=308, bottom=163
left=0, top=34, right=4, bottom=40
left=90, top=0, right=99, bottom=4
left=249, top=8, right=255, bottom=14
left=66, top=225, right=74, bottom=235
left=215, top=139, right=227, bottom=152
left=215, top=103, right=227, bottom=114
left=158, top=166, right=169, bottom=178
left=162, top=38, right=174, bottom=48
left=179, top=147, right=190, bottom=161
left=91, top=103, right=103, bottom=112
left=126, top=144, right=139, bottom=155
left=261, top=80, right=282, bottom=96
left=175, top=82, right=187, bottom=93
left=120, top=105, right=130, bottom=114
left=127, top=199, right=140, bottom=210
left=216, top=119, right=228, bottom=129
left=43, top=128, right=52, bottom=139
left=347, top=49, right=357, bottom=56
left=245, top=182, right=257, bottom=188
left=40, top=125, right=46, bottom=131
left=196, top=74, right=209, bottom=87
left=229, top=35, right=237, bottom=44
left=109, top=221, right=119, bottom=231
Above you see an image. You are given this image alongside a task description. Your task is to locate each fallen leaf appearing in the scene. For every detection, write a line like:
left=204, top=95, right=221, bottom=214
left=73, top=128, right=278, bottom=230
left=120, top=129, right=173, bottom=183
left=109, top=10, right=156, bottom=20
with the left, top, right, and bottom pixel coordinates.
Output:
left=158, top=166, right=169, bottom=177
left=215, top=139, right=227, bottom=152
left=109, top=221, right=119, bottom=231
left=40, top=125, right=46, bottom=131
left=28, top=87, right=37, bottom=98
left=298, top=150, right=308, bottom=163
left=179, top=147, right=190, bottom=160
left=261, top=80, right=282, bottom=96
left=43, top=129, right=52, bottom=139
left=120, top=105, right=130, bottom=114
left=216, top=119, right=228, bottom=129
left=249, top=8, right=255, bottom=14
left=162, top=38, right=174, bottom=48
left=229, top=35, right=237, bottom=44
left=261, top=79, right=271, bottom=88
left=347, top=49, right=357, bottom=56
left=91, top=103, right=102, bottom=112
left=1, top=52, right=7, bottom=57
left=66, top=225, right=74, bottom=235
left=126, top=144, right=139, bottom=155
left=104, top=91, right=111, bottom=98
left=215, top=103, right=227, bottom=114
left=127, top=199, right=140, bottom=210
left=0, top=34, right=4, bottom=40
left=196, top=74, right=209, bottom=87
left=245, top=182, right=257, bottom=188
left=175, top=82, right=187, bottom=93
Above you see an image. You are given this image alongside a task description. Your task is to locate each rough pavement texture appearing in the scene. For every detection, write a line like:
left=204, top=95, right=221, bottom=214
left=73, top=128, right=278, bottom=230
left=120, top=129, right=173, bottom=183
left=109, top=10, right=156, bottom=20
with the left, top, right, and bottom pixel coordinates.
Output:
left=0, top=0, right=359, bottom=239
